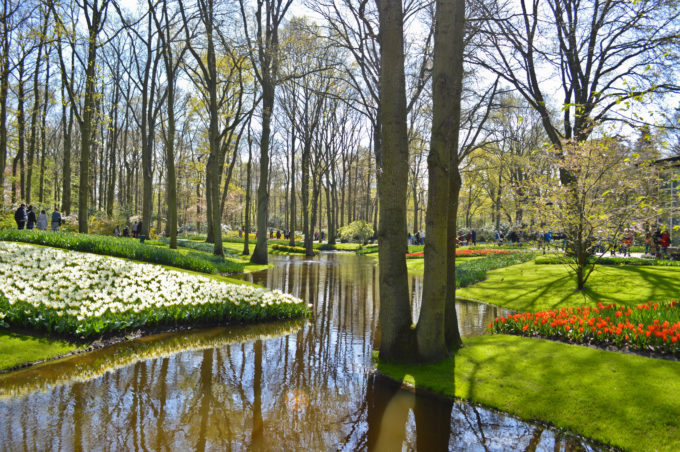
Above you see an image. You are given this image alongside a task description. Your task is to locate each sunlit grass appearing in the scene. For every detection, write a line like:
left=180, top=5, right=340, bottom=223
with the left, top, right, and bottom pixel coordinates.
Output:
left=377, top=334, right=680, bottom=452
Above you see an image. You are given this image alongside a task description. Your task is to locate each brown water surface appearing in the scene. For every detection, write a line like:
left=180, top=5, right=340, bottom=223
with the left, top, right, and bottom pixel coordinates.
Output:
left=0, top=253, right=602, bottom=451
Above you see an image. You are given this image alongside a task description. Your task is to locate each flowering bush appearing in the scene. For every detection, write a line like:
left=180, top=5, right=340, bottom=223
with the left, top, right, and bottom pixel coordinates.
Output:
left=489, top=301, right=680, bottom=354
left=405, top=249, right=518, bottom=259
left=0, top=243, right=308, bottom=338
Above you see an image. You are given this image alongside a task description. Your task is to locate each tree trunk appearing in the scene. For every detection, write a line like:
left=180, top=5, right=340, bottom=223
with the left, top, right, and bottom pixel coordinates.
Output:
left=289, top=130, right=296, bottom=246
left=39, top=57, right=50, bottom=203
left=243, top=133, right=253, bottom=255
left=78, top=12, right=102, bottom=233
left=13, top=60, right=25, bottom=203
left=376, top=0, right=415, bottom=363
left=250, top=80, right=274, bottom=264
left=417, top=0, right=463, bottom=363
left=0, top=3, right=9, bottom=203
left=444, top=0, right=466, bottom=352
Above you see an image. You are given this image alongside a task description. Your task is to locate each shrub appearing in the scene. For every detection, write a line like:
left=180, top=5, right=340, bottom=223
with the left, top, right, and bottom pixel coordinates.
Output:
left=338, top=220, right=374, bottom=244
left=456, top=251, right=537, bottom=287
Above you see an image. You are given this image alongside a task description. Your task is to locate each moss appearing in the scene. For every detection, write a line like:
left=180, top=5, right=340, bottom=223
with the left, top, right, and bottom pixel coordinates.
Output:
left=377, top=334, right=680, bottom=452
left=0, top=331, right=80, bottom=371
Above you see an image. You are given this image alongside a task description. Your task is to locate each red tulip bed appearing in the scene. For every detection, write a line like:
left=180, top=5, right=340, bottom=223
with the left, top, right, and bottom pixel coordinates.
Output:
left=489, top=301, right=680, bottom=355
left=405, top=249, right=518, bottom=259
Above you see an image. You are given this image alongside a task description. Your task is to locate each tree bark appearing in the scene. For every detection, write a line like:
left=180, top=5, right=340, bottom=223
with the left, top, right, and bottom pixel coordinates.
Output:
left=376, top=0, right=414, bottom=363
left=417, top=0, right=462, bottom=363
left=444, top=0, right=466, bottom=351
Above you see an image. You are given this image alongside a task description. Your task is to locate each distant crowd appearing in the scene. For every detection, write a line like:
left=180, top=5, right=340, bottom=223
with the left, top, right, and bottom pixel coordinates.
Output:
left=14, top=204, right=61, bottom=232
left=112, top=221, right=144, bottom=239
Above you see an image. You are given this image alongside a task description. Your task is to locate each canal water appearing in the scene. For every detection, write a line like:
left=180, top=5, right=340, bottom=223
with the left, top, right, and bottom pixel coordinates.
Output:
left=0, top=253, right=602, bottom=451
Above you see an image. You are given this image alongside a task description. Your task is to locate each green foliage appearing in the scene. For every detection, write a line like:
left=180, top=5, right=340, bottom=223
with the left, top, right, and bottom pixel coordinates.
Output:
left=456, top=251, right=538, bottom=287
left=356, top=245, right=379, bottom=255
left=271, top=244, right=317, bottom=255
left=0, top=230, right=245, bottom=274
left=0, top=210, right=14, bottom=230
left=338, top=220, right=374, bottom=244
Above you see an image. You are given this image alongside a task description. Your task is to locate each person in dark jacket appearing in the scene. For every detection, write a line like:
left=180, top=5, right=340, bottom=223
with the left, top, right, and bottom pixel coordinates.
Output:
left=26, top=205, right=36, bottom=229
left=51, top=207, right=62, bottom=232
left=123, top=225, right=130, bottom=237
left=14, top=204, right=27, bottom=229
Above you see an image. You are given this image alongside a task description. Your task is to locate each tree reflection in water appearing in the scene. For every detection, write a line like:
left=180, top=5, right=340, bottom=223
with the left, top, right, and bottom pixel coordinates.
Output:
left=0, top=254, right=600, bottom=451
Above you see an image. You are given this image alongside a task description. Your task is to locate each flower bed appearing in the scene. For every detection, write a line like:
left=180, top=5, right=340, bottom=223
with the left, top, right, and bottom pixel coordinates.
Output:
left=0, top=243, right=308, bottom=338
left=405, top=249, right=518, bottom=259
left=489, top=301, right=680, bottom=355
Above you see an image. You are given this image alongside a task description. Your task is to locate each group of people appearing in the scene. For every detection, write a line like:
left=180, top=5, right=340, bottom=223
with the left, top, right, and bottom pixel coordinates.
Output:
left=14, top=204, right=62, bottom=232
left=113, top=221, right=144, bottom=238
left=408, top=231, right=426, bottom=245
left=645, top=227, right=672, bottom=259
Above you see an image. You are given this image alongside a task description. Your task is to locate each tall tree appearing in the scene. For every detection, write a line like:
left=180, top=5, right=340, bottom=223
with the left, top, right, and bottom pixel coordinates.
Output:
left=376, top=0, right=414, bottom=363
left=52, top=0, right=112, bottom=232
left=240, top=0, right=294, bottom=265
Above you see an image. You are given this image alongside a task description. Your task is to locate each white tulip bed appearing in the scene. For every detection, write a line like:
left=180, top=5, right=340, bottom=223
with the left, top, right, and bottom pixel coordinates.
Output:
left=0, top=242, right=307, bottom=338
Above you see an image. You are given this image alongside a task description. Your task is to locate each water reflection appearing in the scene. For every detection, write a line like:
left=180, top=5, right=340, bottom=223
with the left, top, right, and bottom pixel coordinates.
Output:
left=0, top=253, right=602, bottom=451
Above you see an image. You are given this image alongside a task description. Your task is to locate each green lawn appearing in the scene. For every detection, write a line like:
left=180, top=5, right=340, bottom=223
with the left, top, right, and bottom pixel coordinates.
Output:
left=378, top=334, right=680, bottom=452
left=457, top=261, right=680, bottom=311
left=0, top=331, right=80, bottom=371
left=406, top=256, right=482, bottom=275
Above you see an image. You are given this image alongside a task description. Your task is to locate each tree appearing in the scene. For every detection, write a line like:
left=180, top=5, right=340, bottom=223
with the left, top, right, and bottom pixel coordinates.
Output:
left=338, top=220, right=373, bottom=244
left=476, top=0, right=680, bottom=184
left=376, top=0, right=413, bottom=363
left=52, top=0, right=112, bottom=232
left=240, top=0, right=294, bottom=265
left=527, top=139, right=659, bottom=290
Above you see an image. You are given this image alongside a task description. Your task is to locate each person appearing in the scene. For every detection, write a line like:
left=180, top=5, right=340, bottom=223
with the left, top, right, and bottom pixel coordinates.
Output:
left=37, top=209, right=48, bottom=231
left=415, top=231, right=421, bottom=246
left=269, top=228, right=274, bottom=239
left=660, top=230, right=671, bottom=259
left=471, top=229, right=477, bottom=246
left=653, top=227, right=662, bottom=258
left=123, top=225, right=130, bottom=237
left=51, top=207, right=61, bottom=232
left=14, top=203, right=27, bottom=229
left=26, top=205, right=36, bottom=230
left=645, top=230, right=652, bottom=255
left=494, top=231, right=500, bottom=245
left=621, top=230, right=633, bottom=257
left=113, top=225, right=121, bottom=237
left=407, top=232, right=412, bottom=245
left=276, top=230, right=281, bottom=240
left=320, top=230, right=325, bottom=242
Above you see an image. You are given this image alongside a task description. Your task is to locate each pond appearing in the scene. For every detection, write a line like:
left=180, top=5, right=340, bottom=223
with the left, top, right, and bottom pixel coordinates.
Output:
left=0, top=253, right=602, bottom=451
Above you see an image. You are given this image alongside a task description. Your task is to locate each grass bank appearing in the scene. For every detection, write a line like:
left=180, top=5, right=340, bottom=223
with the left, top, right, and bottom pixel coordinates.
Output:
left=377, top=334, right=680, bottom=452
left=0, top=331, right=80, bottom=371
left=0, top=230, right=245, bottom=274
left=457, top=261, right=680, bottom=312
